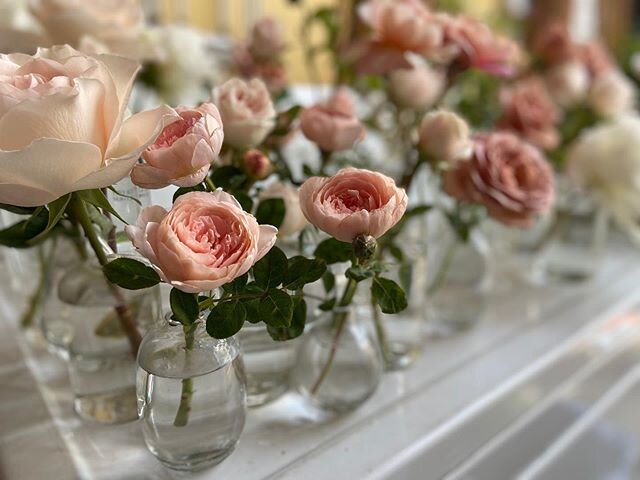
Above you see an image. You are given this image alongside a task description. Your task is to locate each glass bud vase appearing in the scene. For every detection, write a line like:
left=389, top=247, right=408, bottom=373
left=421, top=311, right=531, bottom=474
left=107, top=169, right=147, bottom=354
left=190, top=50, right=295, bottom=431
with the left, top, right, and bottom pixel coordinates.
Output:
left=425, top=213, right=488, bottom=337
left=52, top=261, right=159, bottom=423
left=238, top=323, right=300, bottom=407
left=137, top=317, right=247, bottom=471
left=290, top=307, right=383, bottom=416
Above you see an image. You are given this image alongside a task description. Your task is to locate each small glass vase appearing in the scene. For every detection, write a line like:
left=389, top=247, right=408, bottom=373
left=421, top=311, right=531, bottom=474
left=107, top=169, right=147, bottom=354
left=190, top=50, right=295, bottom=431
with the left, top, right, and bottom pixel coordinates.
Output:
left=238, top=323, right=300, bottom=407
left=290, top=307, right=383, bottom=415
left=45, top=261, right=159, bottom=423
left=425, top=214, right=488, bottom=336
left=137, top=317, right=247, bottom=471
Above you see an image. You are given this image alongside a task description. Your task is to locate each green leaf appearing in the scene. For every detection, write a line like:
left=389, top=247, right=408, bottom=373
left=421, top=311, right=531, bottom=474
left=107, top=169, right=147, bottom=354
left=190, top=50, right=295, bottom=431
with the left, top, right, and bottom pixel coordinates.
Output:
left=255, top=198, right=285, bottom=229
left=76, top=189, right=126, bottom=223
left=0, top=204, right=37, bottom=215
left=322, top=270, right=335, bottom=292
left=222, top=273, right=248, bottom=294
left=283, top=256, right=326, bottom=290
left=398, top=263, right=413, bottom=296
left=103, top=257, right=161, bottom=290
left=388, top=244, right=404, bottom=262
left=318, top=297, right=336, bottom=311
left=232, top=190, right=253, bottom=212
left=267, top=297, right=306, bottom=341
left=108, top=186, right=142, bottom=206
left=259, top=289, right=294, bottom=327
left=170, top=288, right=200, bottom=325
left=211, top=166, right=247, bottom=190
left=240, top=297, right=261, bottom=323
left=0, top=208, right=49, bottom=248
left=314, top=238, right=353, bottom=264
left=173, top=183, right=207, bottom=202
left=371, top=277, right=408, bottom=314
left=32, top=194, right=71, bottom=241
left=346, top=265, right=374, bottom=282
left=252, top=246, right=287, bottom=289
left=206, top=300, right=247, bottom=338
left=86, top=203, right=115, bottom=238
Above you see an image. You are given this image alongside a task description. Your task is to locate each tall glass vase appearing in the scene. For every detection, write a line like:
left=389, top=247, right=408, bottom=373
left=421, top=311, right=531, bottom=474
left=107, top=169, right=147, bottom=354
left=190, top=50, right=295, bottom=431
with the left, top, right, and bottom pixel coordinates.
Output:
left=290, top=307, right=383, bottom=415
left=425, top=211, right=488, bottom=336
left=46, top=261, right=160, bottom=423
left=137, top=317, right=246, bottom=471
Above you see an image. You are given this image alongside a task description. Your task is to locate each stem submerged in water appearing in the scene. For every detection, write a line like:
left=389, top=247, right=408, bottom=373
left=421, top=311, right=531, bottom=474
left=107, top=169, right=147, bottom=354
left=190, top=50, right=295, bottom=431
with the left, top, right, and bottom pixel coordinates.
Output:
left=173, top=322, right=197, bottom=427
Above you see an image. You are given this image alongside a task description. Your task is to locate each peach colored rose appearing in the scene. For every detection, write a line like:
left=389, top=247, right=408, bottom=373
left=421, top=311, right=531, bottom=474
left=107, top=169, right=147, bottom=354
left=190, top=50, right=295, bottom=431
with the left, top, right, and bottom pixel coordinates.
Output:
left=388, top=64, right=444, bottom=110
left=125, top=190, right=278, bottom=293
left=443, top=132, right=554, bottom=227
left=299, top=167, right=408, bottom=243
left=300, top=90, right=365, bottom=152
left=438, top=14, right=521, bottom=77
left=418, top=110, right=471, bottom=163
left=232, top=44, right=288, bottom=94
left=588, top=70, right=636, bottom=118
left=0, top=45, right=178, bottom=207
left=498, top=76, right=560, bottom=151
left=213, top=78, right=275, bottom=149
left=358, top=0, right=442, bottom=55
left=31, top=0, right=152, bottom=60
left=259, top=182, right=308, bottom=238
left=131, top=103, right=223, bottom=189
left=248, top=17, right=286, bottom=61
left=545, top=61, right=590, bottom=107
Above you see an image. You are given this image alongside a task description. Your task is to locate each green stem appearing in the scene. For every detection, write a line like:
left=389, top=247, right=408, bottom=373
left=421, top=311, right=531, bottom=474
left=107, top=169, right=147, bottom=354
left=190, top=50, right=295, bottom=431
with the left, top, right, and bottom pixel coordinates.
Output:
left=173, top=322, right=197, bottom=427
left=310, top=270, right=358, bottom=395
left=205, top=177, right=216, bottom=192
left=20, top=239, right=57, bottom=328
left=371, top=298, right=394, bottom=366
left=319, top=150, right=332, bottom=176
left=68, top=195, right=142, bottom=355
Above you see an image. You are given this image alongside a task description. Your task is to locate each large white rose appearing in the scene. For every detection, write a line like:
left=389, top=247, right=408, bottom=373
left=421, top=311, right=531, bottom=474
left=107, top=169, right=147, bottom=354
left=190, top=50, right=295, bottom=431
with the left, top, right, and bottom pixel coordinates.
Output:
left=588, top=70, right=636, bottom=118
left=0, top=45, right=178, bottom=207
left=567, top=115, right=640, bottom=242
left=30, top=0, right=153, bottom=60
left=213, top=78, right=275, bottom=149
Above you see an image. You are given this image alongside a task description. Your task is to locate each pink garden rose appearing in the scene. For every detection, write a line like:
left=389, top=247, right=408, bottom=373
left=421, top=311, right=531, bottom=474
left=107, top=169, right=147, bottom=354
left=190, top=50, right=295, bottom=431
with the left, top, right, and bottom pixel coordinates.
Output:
left=443, top=132, right=554, bottom=227
left=577, top=41, right=614, bottom=78
left=299, top=168, right=408, bottom=243
left=300, top=90, right=365, bottom=152
left=352, top=0, right=442, bottom=75
left=126, top=190, right=278, bottom=293
left=438, top=15, right=521, bottom=77
left=498, top=76, right=560, bottom=151
left=131, top=103, right=223, bottom=189
left=0, top=45, right=177, bottom=207
left=248, top=17, right=286, bottom=61
left=213, top=78, right=275, bottom=149
left=532, top=23, right=575, bottom=66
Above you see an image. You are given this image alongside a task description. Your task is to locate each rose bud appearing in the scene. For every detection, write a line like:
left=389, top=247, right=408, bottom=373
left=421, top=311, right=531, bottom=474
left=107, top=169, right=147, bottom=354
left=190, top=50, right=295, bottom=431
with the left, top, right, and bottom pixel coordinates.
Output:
left=418, top=110, right=471, bottom=163
left=299, top=167, right=407, bottom=243
left=443, top=132, right=554, bottom=228
left=243, top=149, right=272, bottom=180
left=248, top=17, right=286, bottom=61
left=299, top=90, right=366, bottom=152
left=131, top=103, right=224, bottom=189
left=125, top=190, right=277, bottom=293
left=545, top=61, right=590, bottom=107
left=259, top=182, right=308, bottom=238
left=588, top=70, right=636, bottom=118
left=213, top=78, right=276, bottom=149
left=388, top=64, right=445, bottom=111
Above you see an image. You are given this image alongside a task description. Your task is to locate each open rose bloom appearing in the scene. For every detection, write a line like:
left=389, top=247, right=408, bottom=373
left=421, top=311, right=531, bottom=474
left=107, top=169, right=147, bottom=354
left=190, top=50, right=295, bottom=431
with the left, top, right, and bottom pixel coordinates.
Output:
left=126, top=190, right=278, bottom=293
left=299, top=168, right=408, bottom=243
left=444, top=132, right=554, bottom=228
left=0, top=45, right=177, bottom=207
left=131, top=103, right=224, bottom=189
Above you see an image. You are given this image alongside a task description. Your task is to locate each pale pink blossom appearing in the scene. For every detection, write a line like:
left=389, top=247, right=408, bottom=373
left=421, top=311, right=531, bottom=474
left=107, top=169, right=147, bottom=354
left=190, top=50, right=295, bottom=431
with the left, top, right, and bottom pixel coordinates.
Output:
left=125, top=190, right=278, bottom=293
left=299, top=168, right=407, bottom=242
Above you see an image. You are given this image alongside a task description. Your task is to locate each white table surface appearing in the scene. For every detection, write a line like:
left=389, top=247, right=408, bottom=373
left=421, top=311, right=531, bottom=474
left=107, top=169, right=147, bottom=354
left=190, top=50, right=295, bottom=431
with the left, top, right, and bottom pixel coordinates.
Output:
left=2, top=234, right=640, bottom=480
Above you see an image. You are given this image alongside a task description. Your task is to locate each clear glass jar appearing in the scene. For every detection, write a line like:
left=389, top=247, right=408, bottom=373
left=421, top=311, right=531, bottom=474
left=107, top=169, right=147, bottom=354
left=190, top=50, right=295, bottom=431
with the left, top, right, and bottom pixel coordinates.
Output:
left=44, top=261, right=159, bottom=423
left=290, top=307, right=383, bottom=415
left=238, top=323, right=300, bottom=407
left=137, top=317, right=247, bottom=471
left=425, top=212, right=488, bottom=336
